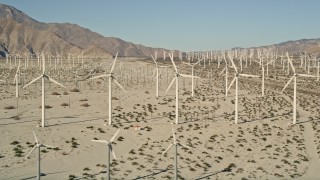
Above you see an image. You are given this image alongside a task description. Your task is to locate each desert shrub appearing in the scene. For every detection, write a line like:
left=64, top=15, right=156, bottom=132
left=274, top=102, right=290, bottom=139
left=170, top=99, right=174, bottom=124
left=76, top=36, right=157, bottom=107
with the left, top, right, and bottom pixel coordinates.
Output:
left=70, top=88, right=80, bottom=92
left=80, top=103, right=90, bottom=107
left=51, top=92, right=61, bottom=95
left=4, top=106, right=15, bottom=110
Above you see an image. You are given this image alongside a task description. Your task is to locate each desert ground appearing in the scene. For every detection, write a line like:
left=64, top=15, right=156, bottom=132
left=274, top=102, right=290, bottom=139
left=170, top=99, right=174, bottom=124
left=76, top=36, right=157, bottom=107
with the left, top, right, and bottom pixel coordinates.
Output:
left=0, top=54, right=320, bottom=180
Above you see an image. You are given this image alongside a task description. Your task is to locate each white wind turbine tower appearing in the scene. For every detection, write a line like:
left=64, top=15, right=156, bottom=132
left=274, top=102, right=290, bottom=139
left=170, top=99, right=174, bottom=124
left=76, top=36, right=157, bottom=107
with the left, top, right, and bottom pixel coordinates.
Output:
left=23, top=52, right=66, bottom=127
left=162, top=126, right=191, bottom=180
left=281, top=53, right=317, bottom=125
left=25, top=130, right=55, bottom=180
left=163, top=50, right=167, bottom=60
left=166, top=52, right=199, bottom=124
left=219, top=57, right=229, bottom=97
left=227, top=54, right=260, bottom=124
left=182, top=60, right=201, bottom=97
left=92, top=129, right=120, bottom=180
left=90, top=53, right=126, bottom=126
left=13, top=59, right=21, bottom=108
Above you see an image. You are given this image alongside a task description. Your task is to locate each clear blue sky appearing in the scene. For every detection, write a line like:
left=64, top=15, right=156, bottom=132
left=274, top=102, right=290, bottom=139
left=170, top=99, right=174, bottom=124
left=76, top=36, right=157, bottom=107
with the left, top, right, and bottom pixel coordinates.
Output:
left=1, top=0, right=319, bottom=51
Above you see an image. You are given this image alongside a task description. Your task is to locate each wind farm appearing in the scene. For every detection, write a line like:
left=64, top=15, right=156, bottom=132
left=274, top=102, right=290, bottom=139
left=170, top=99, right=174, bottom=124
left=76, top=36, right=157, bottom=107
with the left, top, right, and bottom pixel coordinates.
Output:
left=1, top=1, right=320, bottom=180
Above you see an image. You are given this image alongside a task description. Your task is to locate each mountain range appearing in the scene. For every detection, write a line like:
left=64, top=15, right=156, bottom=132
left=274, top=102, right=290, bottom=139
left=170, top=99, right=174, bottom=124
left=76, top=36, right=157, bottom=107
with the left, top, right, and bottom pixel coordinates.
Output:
left=0, top=3, right=319, bottom=58
left=0, top=3, right=168, bottom=58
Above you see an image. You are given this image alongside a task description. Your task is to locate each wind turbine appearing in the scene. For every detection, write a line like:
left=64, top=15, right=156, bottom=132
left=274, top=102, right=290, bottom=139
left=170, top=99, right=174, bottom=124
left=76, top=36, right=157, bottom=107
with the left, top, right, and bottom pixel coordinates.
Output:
left=25, top=130, right=54, bottom=180
left=151, top=51, right=160, bottom=98
left=23, top=52, right=66, bottom=127
left=92, top=129, right=120, bottom=180
left=90, top=52, right=126, bottom=126
left=254, top=57, right=275, bottom=97
left=281, top=53, right=317, bottom=125
left=166, top=52, right=199, bottom=124
left=162, top=126, right=191, bottom=180
left=227, top=54, right=260, bottom=124
left=219, top=57, right=229, bottom=97
left=182, top=59, right=201, bottom=97
left=13, top=59, right=21, bottom=108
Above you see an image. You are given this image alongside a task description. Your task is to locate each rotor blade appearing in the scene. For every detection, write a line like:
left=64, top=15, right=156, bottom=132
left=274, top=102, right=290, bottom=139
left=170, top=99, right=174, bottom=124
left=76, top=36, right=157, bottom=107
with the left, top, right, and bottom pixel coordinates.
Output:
left=219, top=67, right=226, bottom=76
left=25, top=145, right=37, bottom=159
left=15, top=61, right=21, bottom=75
left=23, top=75, right=42, bottom=88
left=110, top=146, right=117, bottom=160
left=194, top=59, right=202, bottom=65
left=165, top=77, right=176, bottom=93
left=13, top=74, right=17, bottom=84
left=298, top=74, right=317, bottom=78
left=229, top=58, right=238, bottom=73
left=151, top=68, right=156, bottom=77
left=266, top=59, right=276, bottom=66
left=281, top=76, right=294, bottom=93
left=48, top=76, right=66, bottom=88
left=253, top=59, right=261, bottom=65
left=239, top=74, right=260, bottom=78
left=286, top=53, right=296, bottom=73
left=110, top=52, right=118, bottom=73
left=182, top=61, right=190, bottom=66
left=179, top=74, right=200, bottom=78
left=178, top=143, right=192, bottom=149
left=90, top=74, right=109, bottom=80
left=113, top=78, right=126, bottom=92
left=227, top=77, right=236, bottom=93
left=33, top=130, right=39, bottom=143
left=92, top=139, right=108, bottom=143
left=41, top=144, right=54, bottom=148
left=169, top=54, right=178, bottom=73
left=162, top=144, right=173, bottom=156
left=110, top=129, right=120, bottom=142
left=171, top=126, right=176, bottom=144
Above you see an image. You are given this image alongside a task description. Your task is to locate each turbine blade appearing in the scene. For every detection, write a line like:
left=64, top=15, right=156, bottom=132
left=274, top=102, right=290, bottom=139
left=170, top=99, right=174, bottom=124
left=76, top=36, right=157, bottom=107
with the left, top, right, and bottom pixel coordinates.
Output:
left=253, top=59, right=261, bottom=65
left=151, top=68, right=156, bottom=77
left=219, top=67, right=226, bottom=76
left=92, top=140, right=108, bottom=143
left=281, top=76, right=294, bottom=93
left=229, top=58, right=238, bottom=73
left=162, top=144, right=173, bottom=156
left=33, top=130, right=39, bottom=143
left=239, top=74, right=260, bottom=78
left=90, top=74, right=108, bottom=80
left=298, top=74, right=317, bottom=78
left=286, top=53, right=296, bottom=73
left=13, top=74, right=17, bottom=84
left=179, top=74, right=200, bottom=78
left=165, top=77, right=176, bottom=93
left=227, top=77, right=236, bottom=93
left=110, top=146, right=117, bottom=160
left=48, top=76, right=66, bottom=88
left=110, top=129, right=120, bottom=142
left=110, top=52, right=118, bottom=73
left=178, top=143, right=192, bottom=149
left=172, top=126, right=176, bottom=144
left=25, top=145, right=37, bottom=159
left=42, top=144, right=54, bottom=148
left=23, top=75, right=42, bottom=88
left=170, top=54, right=178, bottom=73
left=113, top=78, right=126, bottom=92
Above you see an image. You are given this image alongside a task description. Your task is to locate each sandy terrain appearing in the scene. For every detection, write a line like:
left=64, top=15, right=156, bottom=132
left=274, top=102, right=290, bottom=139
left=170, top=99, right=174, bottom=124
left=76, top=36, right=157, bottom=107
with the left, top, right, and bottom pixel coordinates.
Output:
left=0, top=57, right=320, bottom=179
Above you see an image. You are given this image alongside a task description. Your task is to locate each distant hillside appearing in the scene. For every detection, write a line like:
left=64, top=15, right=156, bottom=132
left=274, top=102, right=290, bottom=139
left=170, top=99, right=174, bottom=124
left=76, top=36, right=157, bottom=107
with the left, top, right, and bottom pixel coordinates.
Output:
left=255, top=39, right=320, bottom=53
left=0, top=3, right=169, bottom=58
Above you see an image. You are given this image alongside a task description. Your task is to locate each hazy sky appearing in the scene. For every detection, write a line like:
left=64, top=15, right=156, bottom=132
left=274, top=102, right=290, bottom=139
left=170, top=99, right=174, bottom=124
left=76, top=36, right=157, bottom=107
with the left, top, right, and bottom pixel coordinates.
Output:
left=1, top=0, right=319, bottom=51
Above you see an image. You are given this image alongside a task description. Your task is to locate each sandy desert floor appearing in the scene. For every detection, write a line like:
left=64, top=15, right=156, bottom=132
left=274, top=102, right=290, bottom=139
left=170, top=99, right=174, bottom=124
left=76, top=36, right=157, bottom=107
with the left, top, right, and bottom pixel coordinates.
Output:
left=0, top=57, right=320, bottom=179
